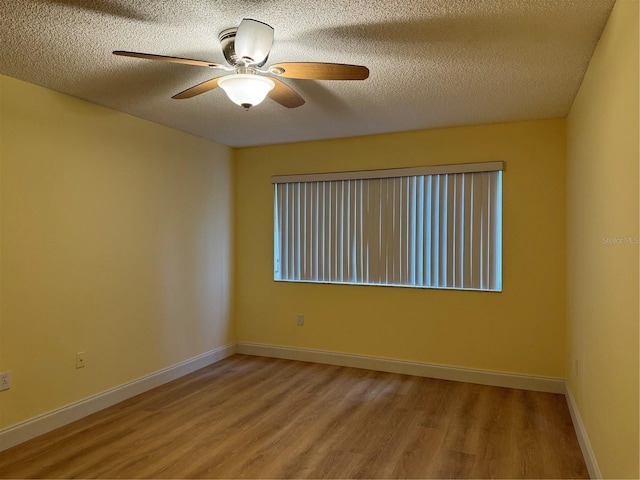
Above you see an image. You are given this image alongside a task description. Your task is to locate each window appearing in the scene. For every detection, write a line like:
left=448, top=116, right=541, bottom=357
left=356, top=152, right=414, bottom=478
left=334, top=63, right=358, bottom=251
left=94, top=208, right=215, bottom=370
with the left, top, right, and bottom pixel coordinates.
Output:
left=273, top=162, right=503, bottom=291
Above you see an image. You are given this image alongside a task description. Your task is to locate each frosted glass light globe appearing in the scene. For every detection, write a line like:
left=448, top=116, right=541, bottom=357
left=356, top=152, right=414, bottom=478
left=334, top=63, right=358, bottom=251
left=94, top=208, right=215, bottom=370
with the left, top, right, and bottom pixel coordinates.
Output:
left=218, top=74, right=275, bottom=109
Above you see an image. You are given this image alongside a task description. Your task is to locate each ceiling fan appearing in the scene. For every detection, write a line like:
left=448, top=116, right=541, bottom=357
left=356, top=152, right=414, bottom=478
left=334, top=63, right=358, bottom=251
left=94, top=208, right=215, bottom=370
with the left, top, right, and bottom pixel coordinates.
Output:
left=113, top=18, right=370, bottom=110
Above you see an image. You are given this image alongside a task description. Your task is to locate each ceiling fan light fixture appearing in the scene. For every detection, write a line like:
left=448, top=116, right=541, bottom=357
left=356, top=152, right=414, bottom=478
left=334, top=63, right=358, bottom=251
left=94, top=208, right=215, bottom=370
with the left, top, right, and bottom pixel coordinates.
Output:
left=218, top=74, right=275, bottom=109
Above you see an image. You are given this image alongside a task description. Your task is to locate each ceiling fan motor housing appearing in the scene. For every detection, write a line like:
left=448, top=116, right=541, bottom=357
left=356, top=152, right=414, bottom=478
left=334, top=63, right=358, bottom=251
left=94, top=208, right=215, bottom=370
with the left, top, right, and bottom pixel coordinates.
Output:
left=234, top=19, right=274, bottom=66
left=218, top=28, right=242, bottom=66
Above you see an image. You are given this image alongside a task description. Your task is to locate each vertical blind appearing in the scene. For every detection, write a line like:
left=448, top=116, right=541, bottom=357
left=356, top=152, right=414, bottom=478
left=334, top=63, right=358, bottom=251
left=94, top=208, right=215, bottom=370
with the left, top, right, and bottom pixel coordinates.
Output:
left=273, top=162, right=503, bottom=291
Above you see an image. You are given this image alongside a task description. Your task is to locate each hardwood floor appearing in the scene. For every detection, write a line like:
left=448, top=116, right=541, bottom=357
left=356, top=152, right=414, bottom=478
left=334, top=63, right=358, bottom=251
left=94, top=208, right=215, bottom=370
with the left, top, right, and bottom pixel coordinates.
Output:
left=0, top=354, right=588, bottom=479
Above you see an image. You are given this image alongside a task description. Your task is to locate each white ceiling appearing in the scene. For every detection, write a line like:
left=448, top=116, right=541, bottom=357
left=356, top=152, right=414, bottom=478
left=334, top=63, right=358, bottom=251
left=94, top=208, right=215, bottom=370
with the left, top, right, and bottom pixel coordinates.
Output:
left=1, top=0, right=615, bottom=148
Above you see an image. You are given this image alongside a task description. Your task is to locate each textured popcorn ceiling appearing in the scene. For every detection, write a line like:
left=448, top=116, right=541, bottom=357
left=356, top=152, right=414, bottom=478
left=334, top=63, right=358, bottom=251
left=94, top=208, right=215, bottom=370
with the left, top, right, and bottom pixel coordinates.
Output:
left=0, top=0, right=615, bottom=147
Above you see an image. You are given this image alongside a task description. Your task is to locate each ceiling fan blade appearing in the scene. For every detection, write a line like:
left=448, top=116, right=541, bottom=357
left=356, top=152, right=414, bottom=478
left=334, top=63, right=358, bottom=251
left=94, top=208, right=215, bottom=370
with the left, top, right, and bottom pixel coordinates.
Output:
left=113, top=51, right=224, bottom=69
left=235, top=19, right=274, bottom=66
left=268, top=78, right=305, bottom=108
left=172, top=77, right=221, bottom=99
left=270, top=62, right=369, bottom=80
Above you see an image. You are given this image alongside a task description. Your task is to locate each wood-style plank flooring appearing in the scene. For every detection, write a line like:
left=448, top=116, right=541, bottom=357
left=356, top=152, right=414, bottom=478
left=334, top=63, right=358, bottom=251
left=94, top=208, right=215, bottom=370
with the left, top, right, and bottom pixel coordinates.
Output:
left=0, top=354, right=588, bottom=479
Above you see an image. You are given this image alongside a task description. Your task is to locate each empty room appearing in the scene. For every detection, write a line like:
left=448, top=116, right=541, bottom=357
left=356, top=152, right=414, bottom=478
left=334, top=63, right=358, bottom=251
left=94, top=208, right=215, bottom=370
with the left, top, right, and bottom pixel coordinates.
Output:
left=0, top=0, right=638, bottom=478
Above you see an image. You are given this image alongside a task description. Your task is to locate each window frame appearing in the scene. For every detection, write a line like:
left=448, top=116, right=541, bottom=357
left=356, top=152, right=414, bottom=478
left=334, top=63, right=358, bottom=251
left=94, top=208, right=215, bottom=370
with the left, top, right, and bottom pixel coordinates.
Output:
left=272, top=161, right=503, bottom=292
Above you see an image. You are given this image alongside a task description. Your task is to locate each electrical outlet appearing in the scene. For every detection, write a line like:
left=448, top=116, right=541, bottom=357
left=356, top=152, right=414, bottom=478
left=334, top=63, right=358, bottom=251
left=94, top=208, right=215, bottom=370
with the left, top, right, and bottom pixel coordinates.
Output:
left=296, top=314, right=304, bottom=326
left=76, top=352, right=86, bottom=369
left=0, top=372, right=10, bottom=391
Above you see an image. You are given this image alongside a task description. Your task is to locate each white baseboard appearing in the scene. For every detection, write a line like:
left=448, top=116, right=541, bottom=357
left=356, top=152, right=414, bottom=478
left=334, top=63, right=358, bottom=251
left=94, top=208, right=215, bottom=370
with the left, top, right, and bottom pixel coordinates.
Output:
left=0, top=344, right=236, bottom=452
left=565, top=385, right=601, bottom=479
left=236, top=342, right=565, bottom=394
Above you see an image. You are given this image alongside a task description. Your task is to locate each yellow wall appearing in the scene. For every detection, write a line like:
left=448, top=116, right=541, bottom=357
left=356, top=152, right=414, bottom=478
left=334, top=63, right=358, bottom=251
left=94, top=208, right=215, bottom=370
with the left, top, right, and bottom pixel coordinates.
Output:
left=0, top=75, right=235, bottom=428
left=565, top=0, right=639, bottom=477
left=235, top=119, right=567, bottom=377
